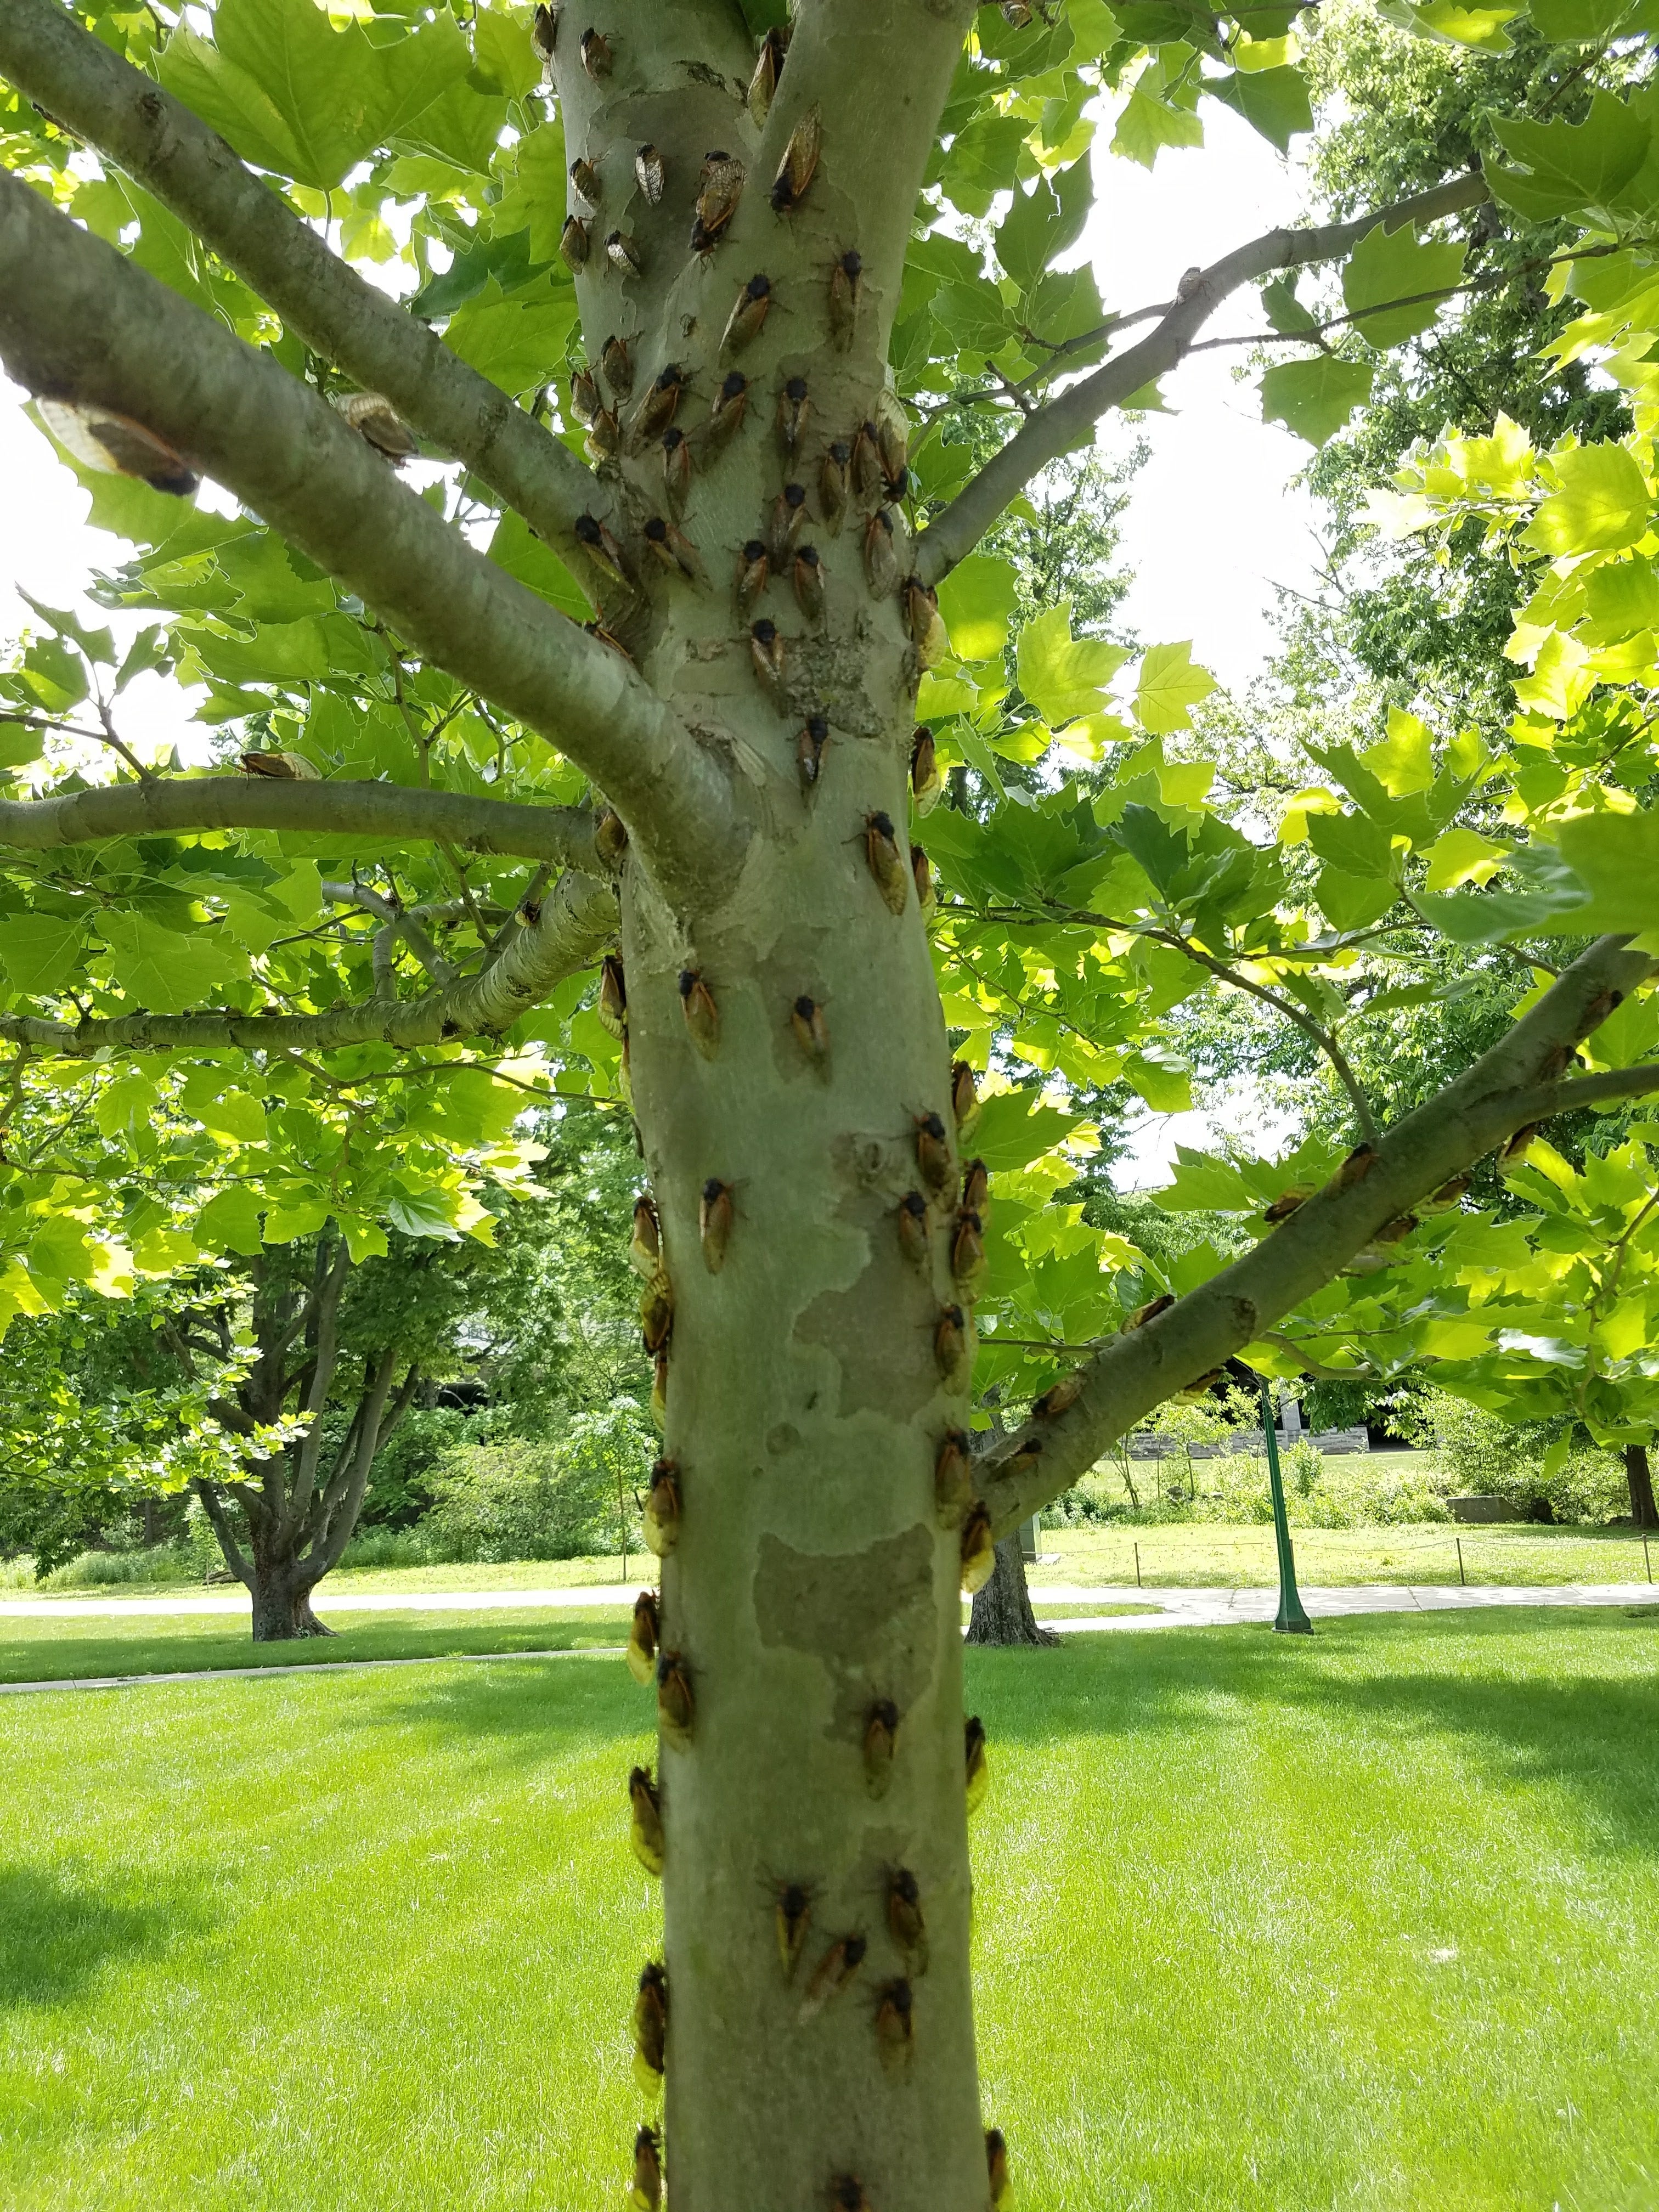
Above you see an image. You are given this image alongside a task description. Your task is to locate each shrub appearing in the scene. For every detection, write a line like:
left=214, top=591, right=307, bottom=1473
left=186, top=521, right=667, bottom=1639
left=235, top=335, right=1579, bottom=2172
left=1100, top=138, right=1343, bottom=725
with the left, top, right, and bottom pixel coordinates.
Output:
left=337, top=1525, right=448, bottom=1572
left=426, top=1399, right=654, bottom=1563
left=41, top=1543, right=193, bottom=1589
left=1414, top=1393, right=1626, bottom=1523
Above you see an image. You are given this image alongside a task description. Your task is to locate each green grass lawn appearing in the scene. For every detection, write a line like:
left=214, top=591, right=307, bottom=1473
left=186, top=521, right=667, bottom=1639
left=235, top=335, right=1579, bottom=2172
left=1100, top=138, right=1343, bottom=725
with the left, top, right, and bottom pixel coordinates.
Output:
left=2, top=1611, right=1655, bottom=2209
left=0, top=1607, right=633, bottom=1685
left=1035, top=1518, right=1657, bottom=1590
left=7, top=1519, right=1653, bottom=1611
left=0, top=1605, right=1154, bottom=1688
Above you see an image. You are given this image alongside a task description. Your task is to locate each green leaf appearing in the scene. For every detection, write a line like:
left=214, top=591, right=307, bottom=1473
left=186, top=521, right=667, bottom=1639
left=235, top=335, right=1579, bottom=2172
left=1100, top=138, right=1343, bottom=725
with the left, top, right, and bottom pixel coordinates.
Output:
left=1317, top=866, right=1400, bottom=930
left=1016, top=604, right=1128, bottom=725
left=97, top=915, right=249, bottom=1014
left=1531, top=0, right=1639, bottom=34
left=159, top=0, right=471, bottom=191
left=1554, top=811, right=1659, bottom=934
left=994, top=162, right=1090, bottom=294
left=1122, top=1046, right=1193, bottom=1113
left=195, top=1187, right=267, bottom=1257
left=1261, top=276, right=1318, bottom=336
left=386, top=1187, right=465, bottom=1240
left=1135, top=642, right=1216, bottom=734
left=937, top=555, right=1020, bottom=664
left=970, top=1089, right=1084, bottom=1172
left=1488, top=92, right=1650, bottom=221
left=93, top=1070, right=160, bottom=1138
left=1421, top=827, right=1508, bottom=891
left=0, top=916, right=85, bottom=996
left=472, top=6, right=541, bottom=99
left=1260, top=355, right=1374, bottom=447
left=488, top=511, right=590, bottom=619
left=941, top=114, right=1032, bottom=219
left=1522, top=443, right=1651, bottom=555
left=1112, top=83, right=1205, bottom=168
left=444, top=276, right=579, bottom=397
left=389, top=76, right=507, bottom=176
left=1155, top=1147, right=1256, bottom=1212
left=1361, top=707, right=1435, bottom=795
left=1341, top=222, right=1466, bottom=348
left=177, top=1071, right=268, bottom=1143
left=1206, top=66, right=1312, bottom=153
left=1304, top=811, right=1395, bottom=877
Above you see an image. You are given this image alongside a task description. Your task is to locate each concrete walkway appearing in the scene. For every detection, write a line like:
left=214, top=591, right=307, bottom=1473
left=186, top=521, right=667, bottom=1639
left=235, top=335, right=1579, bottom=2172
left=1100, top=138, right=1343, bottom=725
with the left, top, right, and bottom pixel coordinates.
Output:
left=1, top=1577, right=1651, bottom=1622
left=1041, top=1580, right=1655, bottom=1634
left=0, top=1581, right=1650, bottom=1697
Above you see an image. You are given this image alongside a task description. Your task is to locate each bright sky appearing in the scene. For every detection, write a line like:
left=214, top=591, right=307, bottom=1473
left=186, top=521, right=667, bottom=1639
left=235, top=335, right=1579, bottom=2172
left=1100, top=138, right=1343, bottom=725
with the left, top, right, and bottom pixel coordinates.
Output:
left=1085, top=102, right=1324, bottom=692
left=0, top=97, right=1324, bottom=1184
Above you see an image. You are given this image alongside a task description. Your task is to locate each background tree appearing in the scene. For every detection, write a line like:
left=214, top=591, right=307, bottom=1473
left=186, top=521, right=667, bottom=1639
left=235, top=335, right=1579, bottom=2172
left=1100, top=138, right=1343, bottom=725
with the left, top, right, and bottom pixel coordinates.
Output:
left=2, top=0, right=1658, bottom=2203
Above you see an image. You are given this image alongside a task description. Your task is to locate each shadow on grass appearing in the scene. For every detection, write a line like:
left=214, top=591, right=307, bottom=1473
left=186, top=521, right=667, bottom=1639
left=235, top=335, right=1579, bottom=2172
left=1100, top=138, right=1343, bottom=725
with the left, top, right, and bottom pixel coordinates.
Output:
left=349, top=1650, right=648, bottom=1763
left=968, top=1607, right=1659, bottom=1855
left=0, top=1867, right=201, bottom=2010
left=0, top=1617, right=631, bottom=1687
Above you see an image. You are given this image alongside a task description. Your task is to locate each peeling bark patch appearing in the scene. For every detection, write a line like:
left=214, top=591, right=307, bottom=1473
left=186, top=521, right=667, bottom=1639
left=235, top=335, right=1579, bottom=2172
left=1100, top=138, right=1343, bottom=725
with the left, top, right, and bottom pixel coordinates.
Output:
left=796, top=1259, right=938, bottom=1420
left=755, top=1524, right=938, bottom=1740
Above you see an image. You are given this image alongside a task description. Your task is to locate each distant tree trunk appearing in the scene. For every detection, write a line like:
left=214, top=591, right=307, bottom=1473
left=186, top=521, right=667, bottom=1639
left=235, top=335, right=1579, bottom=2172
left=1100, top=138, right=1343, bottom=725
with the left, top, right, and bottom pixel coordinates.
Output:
left=1624, top=1443, right=1658, bottom=1530
left=965, top=1534, right=1057, bottom=1647
left=248, top=1555, right=334, bottom=1641
left=180, top=1239, right=421, bottom=1641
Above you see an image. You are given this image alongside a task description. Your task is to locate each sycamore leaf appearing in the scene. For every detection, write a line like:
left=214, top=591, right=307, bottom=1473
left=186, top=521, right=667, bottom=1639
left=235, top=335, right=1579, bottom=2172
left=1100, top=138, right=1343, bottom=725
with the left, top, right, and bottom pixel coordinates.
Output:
left=1135, top=641, right=1216, bottom=734
left=970, top=1090, right=1085, bottom=1172
left=1016, top=605, right=1128, bottom=725
left=1554, top=811, right=1659, bottom=934
left=1112, top=84, right=1204, bottom=168
left=0, top=916, right=85, bottom=996
left=1522, top=443, right=1651, bottom=555
left=1341, top=222, right=1466, bottom=348
left=177, top=1071, right=268, bottom=1143
left=1155, top=1148, right=1255, bottom=1212
left=1122, top=1047, right=1193, bottom=1113
left=444, top=277, right=579, bottom=398
left=195, top=1187, right=267, bottom=1257
left=1488, top=92, right=1650, bottom=222
left=1422, top=827, right=1508, bottom=891
left=1206, top=66, right=1312, bottom=153
left=937, top=555, right=1020, bottom=664
left=98, top=914, right=250, bottom=1014
left=1261, top=354, right=1374, bottom=446
left=159, top=0, right=471, bottom=191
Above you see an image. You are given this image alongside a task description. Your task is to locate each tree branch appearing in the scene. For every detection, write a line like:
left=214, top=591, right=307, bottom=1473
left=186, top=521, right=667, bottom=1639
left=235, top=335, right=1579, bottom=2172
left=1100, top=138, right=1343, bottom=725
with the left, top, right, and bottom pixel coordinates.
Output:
left=0, top=775, right=614, bottom=872
left=914, top=170, right=1491, bottom=588
left=979, top=933, right=1658, bottom=1537
left=0, top=866, right=617, bottom=1058
left=1148, top=929, right=1379, bottom=1145
left=189, top=1471, right=252, bottom=1589
left=320, top=880, right=455, bottom=985
left=1261, top=1331, right=1380, bottom=1384
left=0, top=0, right=609, bottom=560
left=0, top=173, right=743, bottom=898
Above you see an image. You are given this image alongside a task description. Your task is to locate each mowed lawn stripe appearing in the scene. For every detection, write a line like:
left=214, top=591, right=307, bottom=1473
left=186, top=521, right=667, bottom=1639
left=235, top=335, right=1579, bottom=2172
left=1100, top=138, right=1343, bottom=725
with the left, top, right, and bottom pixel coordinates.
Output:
left=0, top=1613, right=1654, bottom=2209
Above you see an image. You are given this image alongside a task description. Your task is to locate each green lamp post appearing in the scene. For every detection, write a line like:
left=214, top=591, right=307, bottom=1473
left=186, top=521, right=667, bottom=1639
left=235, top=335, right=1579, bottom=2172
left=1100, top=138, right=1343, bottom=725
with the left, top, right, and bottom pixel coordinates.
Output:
left=1259, top=1377, right=1313, bottom=1636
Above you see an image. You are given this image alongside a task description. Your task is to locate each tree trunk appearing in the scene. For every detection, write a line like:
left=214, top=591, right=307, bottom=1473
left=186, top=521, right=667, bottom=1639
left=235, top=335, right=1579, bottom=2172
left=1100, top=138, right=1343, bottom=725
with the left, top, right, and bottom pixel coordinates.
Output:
left=628, top=808, right=988, bottom=2207
left=966, top=1534, right=1058, bottom=1647
left=1624, top=1443, right=1658, bottom=1531
left=249, top=1565, right=335, bottom=1643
